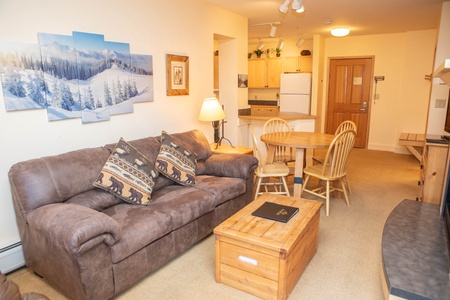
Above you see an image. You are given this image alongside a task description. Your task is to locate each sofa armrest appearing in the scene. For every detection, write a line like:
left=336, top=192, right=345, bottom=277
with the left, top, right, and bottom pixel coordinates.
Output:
left=205, top=153, right=258, bottom=179
left=27, top=203, right=122, bottom=254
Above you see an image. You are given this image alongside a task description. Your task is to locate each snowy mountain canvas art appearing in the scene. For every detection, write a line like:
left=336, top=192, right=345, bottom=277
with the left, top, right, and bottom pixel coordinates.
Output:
left=0, top=41, right=47, bottom=111
left=131, top=54, right=153, bottom=103
left=38, top=32, right=82, bottom=120
left=0, top=31, right=154, bottom=124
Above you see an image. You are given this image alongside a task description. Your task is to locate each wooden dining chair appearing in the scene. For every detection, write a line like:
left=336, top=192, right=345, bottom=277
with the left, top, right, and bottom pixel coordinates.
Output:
left=250, top=124, right=290, bottom=200
left=263, top=118, right=295, bottom=175
left=301, top=129, right=356, bottom=216
left=313, top=120, right=357, bottom=193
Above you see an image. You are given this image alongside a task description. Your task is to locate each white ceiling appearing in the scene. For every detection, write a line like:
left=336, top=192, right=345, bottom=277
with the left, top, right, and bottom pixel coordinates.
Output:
left=202, top=0, right=447, bottom=41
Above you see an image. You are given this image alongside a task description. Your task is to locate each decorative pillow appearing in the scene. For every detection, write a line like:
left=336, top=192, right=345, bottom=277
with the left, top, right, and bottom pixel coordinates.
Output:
left=156, top=131, right=197, bottom=186
left=94, top=138, right=159, bottom=205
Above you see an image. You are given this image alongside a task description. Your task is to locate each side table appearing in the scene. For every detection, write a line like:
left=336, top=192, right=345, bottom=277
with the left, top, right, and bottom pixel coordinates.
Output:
left=210, top=144, right=253, bottom=156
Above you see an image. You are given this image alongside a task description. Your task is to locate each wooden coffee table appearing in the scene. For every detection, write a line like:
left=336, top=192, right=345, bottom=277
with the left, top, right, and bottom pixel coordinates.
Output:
left=214, top=193, right=323, bottom=300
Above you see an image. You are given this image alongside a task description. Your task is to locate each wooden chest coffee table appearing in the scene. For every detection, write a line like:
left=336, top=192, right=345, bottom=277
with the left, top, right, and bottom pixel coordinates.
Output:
left=214, top=193, right=323, bottom=300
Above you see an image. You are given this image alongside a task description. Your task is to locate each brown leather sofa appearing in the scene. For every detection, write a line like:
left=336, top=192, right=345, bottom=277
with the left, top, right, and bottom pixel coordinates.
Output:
left=0, top=271, right=49, bottom=300
left=8, top=130, right=258, bottom=300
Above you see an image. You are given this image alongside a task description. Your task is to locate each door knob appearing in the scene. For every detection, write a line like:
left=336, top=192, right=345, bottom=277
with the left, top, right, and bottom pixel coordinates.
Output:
left=360, top=101, right=367, bottom=113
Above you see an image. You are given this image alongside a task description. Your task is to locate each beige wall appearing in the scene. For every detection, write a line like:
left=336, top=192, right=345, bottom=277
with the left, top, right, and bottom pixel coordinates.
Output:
left=0, top=0, right=247, bottom=247
left=321, top=30, right=436, bottom=152
left=247, top=30, right=437, bottom=152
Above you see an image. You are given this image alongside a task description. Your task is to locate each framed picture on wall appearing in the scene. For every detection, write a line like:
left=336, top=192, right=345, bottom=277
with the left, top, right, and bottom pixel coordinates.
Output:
left=166, top=54, right=189, bottom=96
left=238, top=74, right=248, bottom=88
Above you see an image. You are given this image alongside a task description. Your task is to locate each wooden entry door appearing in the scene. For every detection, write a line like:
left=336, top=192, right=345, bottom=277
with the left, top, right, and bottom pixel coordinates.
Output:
left=327, top=57, right=373, bottom=148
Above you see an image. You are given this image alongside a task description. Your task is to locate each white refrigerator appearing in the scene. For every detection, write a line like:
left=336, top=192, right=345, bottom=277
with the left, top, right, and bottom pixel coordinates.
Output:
left=279, top=73, right=311, bottom=114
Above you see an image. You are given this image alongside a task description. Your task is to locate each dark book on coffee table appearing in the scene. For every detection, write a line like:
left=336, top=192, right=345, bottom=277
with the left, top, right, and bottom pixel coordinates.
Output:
left=252, top=201, right=299, bottom=223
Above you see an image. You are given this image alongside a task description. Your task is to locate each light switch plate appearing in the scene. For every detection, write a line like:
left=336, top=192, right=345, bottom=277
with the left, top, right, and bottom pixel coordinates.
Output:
left=436, top=98, right=446, bottom=108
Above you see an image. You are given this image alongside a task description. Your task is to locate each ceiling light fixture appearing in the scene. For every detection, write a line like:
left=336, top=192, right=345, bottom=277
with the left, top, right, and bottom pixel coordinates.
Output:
left=296, top=38, right=305, bottom=48
left=249, top=21, right=281, bottom=38
left=279, top=0, right=305, bottom=14
left=269, top=25, right=278, bottom=37
left=257, top=40, right=265, bottom=50
left=277, top=39, right=285, bottom=50
left=291, top=0, right=301, bottom=10
left=278, top=0, right=291, bottom=13
left=296, top=4, right=305, bottom=13
left=331, top=27, right=350, bottom=37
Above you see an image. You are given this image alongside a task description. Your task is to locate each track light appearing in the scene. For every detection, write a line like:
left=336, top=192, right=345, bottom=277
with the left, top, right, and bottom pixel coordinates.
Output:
left=296, top=3, right=305, bottom=13
left=296, top=38, right=305, bottom=48
left=249, top=21, right=281, bottom=38
left=269, top=25, right=278, bottom=38
left=279, top=0, right=305, bottom=14
left=278, top=0, right=291, bottom=13
left=292, top=0, right=302, bottom=10
left=277, top=39, right=285, bottom=50
left=257, top=40, right=265, bottom=50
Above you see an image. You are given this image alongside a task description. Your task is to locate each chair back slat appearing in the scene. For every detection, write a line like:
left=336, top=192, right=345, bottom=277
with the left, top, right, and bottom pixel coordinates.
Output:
left=322, top=129, right=356, bottom=178
left=335, top=120, right=357, bottom=134
left=249, top=124, right=265, bottom=167
left=263, top=118, right=294, bottom=162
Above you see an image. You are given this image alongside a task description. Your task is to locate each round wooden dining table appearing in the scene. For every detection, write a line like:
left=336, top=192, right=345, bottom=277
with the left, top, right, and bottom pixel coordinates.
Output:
left=260, top=131, right=335, bottom=197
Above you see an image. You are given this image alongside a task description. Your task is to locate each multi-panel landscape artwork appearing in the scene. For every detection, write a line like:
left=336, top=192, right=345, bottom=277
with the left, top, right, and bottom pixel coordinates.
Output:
left=0, top=31, right=153, bottom=124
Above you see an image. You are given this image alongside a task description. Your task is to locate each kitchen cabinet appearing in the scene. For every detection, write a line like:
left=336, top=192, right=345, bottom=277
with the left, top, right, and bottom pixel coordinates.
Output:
left=418, top=139, right=449, bottom=204
left=282, top=56, right=312, bottom=73
left=250, top=105, right=279, bottom=113
left=248, top=58, right=282, bottom=88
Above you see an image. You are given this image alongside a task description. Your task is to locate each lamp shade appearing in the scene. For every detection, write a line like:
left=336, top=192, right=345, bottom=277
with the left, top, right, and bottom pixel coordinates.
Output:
left=198, top=97, right=226, bottom=121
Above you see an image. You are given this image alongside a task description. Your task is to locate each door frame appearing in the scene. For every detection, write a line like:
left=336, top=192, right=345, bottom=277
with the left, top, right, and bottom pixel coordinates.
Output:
left=325, top=55, right=375, bottom=148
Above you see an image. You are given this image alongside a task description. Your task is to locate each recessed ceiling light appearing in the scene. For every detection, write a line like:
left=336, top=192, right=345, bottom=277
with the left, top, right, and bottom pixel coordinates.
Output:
left=331, top=27, right=350, bottom=37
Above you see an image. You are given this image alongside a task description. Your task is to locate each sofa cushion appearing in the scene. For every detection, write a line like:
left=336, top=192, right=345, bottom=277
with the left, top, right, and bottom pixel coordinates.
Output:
left=94, top=138, right=159, bottom=205
left=193, top=175, right=247, bottom=206
left=159, top=130, right=212, bottom=175
left=156, top=131, right=196, bottom=186
left=103, top=203, right=173, bottom=264
left=66, top=189, right=122, bottom=211
left=166, top=130, right=212, bottom=161
left=105, top=136, right=175, bottom=193
left=149, top=185, right=216, bottom=230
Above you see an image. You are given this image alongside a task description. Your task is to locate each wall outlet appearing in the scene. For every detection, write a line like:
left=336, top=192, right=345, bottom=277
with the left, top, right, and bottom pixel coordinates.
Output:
left=436, top=98, right=446, bottom=108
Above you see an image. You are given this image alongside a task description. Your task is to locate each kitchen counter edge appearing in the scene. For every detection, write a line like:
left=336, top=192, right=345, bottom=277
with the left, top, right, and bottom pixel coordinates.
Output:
left=238, top=111, right=316, bottom=121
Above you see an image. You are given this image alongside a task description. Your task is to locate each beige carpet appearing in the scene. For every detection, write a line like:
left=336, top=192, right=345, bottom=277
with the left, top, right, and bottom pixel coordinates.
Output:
left=6, top=149, right=420, bottom=300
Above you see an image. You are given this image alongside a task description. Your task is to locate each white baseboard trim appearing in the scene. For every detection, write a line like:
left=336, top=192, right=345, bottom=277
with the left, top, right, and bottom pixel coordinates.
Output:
left=367, top=143, right=396, bottom=152
left=368, top=144, right=414, bottom=156
left=0, top=241, right=25, bottom=274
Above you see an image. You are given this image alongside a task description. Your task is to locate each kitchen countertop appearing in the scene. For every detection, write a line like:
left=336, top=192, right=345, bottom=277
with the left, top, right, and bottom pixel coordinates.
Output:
left=238, top=111, right=316, bottom=121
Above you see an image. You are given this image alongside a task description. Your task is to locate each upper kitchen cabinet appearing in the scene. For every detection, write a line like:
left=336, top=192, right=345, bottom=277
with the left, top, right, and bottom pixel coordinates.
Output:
left=282, top=56, right=312, bottom=73
left=248, top=57, right=282, bottom=88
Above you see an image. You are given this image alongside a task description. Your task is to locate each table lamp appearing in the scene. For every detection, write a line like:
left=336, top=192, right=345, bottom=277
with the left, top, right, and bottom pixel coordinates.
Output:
left=198, top=97, right=233, bottom=149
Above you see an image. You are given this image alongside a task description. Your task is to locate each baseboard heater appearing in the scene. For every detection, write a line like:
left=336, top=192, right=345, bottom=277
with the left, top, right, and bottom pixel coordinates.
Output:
left=0, top=241, right=25, bottom=274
